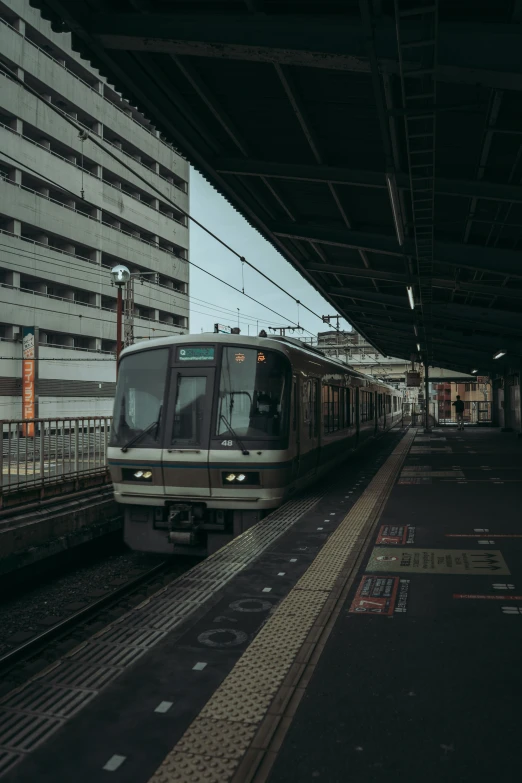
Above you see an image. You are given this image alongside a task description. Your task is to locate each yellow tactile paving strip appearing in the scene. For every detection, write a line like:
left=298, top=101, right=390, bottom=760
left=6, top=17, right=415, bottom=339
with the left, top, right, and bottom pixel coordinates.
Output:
left=149, top=429, right=416, bottom=783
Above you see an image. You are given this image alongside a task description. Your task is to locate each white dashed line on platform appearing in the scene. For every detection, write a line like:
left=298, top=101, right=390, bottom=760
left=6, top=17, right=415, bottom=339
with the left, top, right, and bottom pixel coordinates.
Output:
left=155, top=701, right=173, bottom=714
left=277, top=572, right=285, bottom=576
left=193, top=662, right=207, bottom=671
left=103, top=755, right=126, bottom=772
left=262, top=587, right=272, bottom=593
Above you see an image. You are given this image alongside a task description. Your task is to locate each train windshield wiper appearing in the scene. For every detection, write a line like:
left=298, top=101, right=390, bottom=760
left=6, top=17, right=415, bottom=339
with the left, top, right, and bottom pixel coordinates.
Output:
left=220, top=413, right=250, bottom=455
left=120, top=407, right=162, bottom=453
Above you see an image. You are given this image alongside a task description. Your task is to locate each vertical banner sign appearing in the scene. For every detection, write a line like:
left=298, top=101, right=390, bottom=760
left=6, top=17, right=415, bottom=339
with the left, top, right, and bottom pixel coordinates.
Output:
left=22, top=327, right=36, bottom=437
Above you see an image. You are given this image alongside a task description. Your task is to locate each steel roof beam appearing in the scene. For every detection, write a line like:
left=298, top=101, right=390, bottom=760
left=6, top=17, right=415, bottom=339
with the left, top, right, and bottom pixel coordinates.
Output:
left=215, top=158, right=522, bottom=205
left=272, top=222, right=522, bottom=278
left=90, top=15, right=522, bottom=90
left=362, top=321, right=521, bottom=355
left=309, top=263, right=522, bottom=301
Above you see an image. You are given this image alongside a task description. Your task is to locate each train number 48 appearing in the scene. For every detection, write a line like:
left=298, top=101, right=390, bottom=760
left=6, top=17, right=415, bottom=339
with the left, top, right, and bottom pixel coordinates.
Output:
left=221, top=440, right=233, bottom=447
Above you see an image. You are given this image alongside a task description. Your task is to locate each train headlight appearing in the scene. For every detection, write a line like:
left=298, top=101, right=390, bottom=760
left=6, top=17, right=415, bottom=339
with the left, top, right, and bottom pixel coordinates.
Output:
left=122, top=468, right=153, bottom=482
left=221, top=472, right=260, bottom=486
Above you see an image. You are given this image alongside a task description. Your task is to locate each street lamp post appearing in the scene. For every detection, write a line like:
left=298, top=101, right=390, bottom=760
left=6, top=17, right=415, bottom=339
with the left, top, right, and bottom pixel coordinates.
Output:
left=110, top=265, right=131, bottom=373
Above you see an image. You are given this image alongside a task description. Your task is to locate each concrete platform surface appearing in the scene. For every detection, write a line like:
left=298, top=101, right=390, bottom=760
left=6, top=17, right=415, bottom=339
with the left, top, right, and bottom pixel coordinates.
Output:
left=0, top=428, right=404, bottom=783
left=267, top=428, right=522, bottom=783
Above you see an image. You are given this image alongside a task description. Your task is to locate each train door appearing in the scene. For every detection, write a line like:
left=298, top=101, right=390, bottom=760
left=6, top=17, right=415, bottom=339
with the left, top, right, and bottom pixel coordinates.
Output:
left=291, top=376, right=301, bottom=480
left=299, top=378, right=320, bottom=477
left=355, top=387, right=360, bottom=442
left=161, top=367, right=215, bottom=498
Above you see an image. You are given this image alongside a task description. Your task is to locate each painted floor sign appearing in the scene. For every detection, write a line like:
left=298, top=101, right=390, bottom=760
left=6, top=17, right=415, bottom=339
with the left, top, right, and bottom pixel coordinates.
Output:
left=366, top=548, right=510, bottom=575
left=349, top=575, right=399, bottom=615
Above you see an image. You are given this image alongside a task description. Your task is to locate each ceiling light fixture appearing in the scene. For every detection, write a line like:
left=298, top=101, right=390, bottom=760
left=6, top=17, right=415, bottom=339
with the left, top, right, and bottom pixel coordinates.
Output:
left=386, top=173, right=404, bottom=246
left=407, top=286, right=415, bottom=310
left=416, top=343, right=421, bottom=351
left=471, top=369, right=478, bottom=374
left=493, top=350, right=506, bottom=360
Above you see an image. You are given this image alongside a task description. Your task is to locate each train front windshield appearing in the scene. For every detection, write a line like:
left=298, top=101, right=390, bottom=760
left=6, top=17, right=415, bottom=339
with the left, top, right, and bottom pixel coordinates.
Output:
left=110, top=348, right=168, bottom=448
left=216, top=347, right=289, bottom=439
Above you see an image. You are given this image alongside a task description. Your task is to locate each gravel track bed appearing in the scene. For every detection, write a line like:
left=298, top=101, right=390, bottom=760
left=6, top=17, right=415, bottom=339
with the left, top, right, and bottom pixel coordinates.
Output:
left=0, top=549, right=170, bottom=656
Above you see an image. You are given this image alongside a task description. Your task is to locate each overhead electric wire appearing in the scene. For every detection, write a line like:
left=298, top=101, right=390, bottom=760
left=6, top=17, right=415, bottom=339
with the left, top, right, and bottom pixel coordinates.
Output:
left=2, top=68, right=336, bottom=333
left=0, top=245, right=285, bottom=329
left=0, top=297, right=184, bottom=335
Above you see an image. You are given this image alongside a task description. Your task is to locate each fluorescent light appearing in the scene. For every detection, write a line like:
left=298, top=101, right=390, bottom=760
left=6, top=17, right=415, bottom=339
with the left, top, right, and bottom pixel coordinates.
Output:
left=407, top=286, right=415, bottom=310
left=471, top=369, right=478, bottom=374
left=493, top=351, right=506, bottom=360
left=414, top=325, right=418, bottom=337
left=386, top=173, right=404, bottom=246
left=416, top=343, right=421, bottom=351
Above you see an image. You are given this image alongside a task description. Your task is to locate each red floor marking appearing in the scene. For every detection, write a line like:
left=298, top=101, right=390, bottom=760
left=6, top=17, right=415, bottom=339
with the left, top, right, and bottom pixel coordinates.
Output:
left=453, top=594, right=522, bottom=600
left=446, top=534, right=522, bottom=538
left=376, top=525, right=414, bottom=545
left=349, top=575, right=399, bottom=615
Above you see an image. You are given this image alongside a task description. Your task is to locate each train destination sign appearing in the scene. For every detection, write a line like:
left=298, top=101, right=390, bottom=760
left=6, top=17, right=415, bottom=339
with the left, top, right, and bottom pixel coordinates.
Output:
left=178, top=346, right=215, bottom=362
left=366, top=548, right=510, bottom=575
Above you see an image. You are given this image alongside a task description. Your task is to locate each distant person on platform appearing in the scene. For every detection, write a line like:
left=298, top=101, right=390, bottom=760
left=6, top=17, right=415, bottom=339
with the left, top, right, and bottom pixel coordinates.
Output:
left=452, top=395, right=465, bottom=431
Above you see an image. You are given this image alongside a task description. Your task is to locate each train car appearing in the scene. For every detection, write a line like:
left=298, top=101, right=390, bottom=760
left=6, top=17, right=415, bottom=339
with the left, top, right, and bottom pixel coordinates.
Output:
left=107, top=333, right=403, bottom=555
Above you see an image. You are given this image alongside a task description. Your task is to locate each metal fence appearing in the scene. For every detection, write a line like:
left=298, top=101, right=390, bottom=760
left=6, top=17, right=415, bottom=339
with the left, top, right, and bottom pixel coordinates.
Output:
left=436, top=401, right=492, bottom=426
left=401, top=402, right=438, bottom=427
left=1, top=416, right=112, bottom=493
left=402, top=401, right=493, bottom=428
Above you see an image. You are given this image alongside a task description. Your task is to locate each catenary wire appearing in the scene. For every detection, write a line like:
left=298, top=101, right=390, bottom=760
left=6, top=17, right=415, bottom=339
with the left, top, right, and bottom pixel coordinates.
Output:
left=0, top=248, right=282, bottom=328
left=0, top=243, right=298, bottom=334
left=1, top=67, right=338, bottom=331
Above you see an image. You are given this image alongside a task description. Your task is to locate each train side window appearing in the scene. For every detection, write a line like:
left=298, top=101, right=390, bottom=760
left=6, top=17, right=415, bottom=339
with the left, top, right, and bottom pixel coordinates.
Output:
left=332, top=387, right=340, bottom=430
left=345, top=388, right=351, bottom=426
left=309, top=380, right=318, bottom=438
left=292, top=378, right=298, bottom=431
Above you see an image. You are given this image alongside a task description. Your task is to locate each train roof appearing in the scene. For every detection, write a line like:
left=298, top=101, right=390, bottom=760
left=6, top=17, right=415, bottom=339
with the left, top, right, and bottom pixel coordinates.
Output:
left=120, top=333, right=399, bottom=393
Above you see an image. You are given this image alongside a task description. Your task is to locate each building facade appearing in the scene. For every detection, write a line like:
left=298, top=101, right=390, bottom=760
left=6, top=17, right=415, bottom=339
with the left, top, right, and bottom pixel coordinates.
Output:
left=433, top=378, right=492, bottom=423
left=316, top=330, right=413, bottom=391
left=0, top=0, right=189, bottom=419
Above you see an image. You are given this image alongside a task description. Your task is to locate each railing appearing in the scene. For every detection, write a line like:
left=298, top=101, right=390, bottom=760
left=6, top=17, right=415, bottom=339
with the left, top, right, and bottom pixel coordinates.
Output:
left=2, top=178, right=188, bottom=257
left=0, top=416, right=112, bottom=492
left=437, top=401, right=493, bottom=426
left=0, top=118, right=188, bottom=220
left=401, top=401, right=493, bottom=428
left=401, top=402, right=438, bottom=428
left=0, top=229, right=189, bottom=296
left=0, top=19, right=189, bottom=183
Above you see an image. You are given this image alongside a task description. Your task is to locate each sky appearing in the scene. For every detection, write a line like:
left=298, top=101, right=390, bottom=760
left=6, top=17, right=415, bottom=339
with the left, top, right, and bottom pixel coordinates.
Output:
left=188, top=168, right=353, bottom=339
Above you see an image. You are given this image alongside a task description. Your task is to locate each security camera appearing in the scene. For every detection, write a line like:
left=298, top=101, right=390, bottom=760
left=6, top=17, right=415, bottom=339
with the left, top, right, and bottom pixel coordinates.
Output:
left=110, top=264, right=131, bottom=286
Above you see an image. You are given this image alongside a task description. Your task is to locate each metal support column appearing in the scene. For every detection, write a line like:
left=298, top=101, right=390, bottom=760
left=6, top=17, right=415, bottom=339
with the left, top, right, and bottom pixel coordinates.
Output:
left=116, top=286, right=123, bottom=375
left=518, top=361, right=522, bottom=436
left=501, top=370, right=513, bottom=432
left=424, top=362, right=431, bottom=432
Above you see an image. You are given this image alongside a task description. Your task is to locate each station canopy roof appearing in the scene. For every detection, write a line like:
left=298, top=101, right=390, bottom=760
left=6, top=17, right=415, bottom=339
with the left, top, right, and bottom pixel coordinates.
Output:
left=30, top=0, right=522, bottom=374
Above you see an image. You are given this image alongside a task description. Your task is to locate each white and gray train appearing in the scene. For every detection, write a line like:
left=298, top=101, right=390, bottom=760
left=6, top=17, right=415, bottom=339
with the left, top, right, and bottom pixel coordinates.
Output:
left=108, top=333, right=403, bottom=555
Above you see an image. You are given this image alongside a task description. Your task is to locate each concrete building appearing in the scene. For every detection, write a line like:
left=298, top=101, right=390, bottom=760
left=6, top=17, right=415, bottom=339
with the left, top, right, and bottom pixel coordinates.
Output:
left=316, top=331, right=412, bottom=390
left=434, top=378, right=492, bottom=423
left=0, top=0, right=189, bottom=419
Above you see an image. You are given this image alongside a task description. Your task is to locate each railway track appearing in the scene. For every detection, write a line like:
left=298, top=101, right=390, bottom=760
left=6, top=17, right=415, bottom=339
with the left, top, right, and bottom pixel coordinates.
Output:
left=0, top=555, right=197, bottom=698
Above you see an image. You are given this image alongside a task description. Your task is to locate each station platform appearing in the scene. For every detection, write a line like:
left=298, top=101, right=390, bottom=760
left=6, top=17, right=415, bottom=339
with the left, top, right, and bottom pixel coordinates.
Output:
left=1, top=426, right=522, bottom=783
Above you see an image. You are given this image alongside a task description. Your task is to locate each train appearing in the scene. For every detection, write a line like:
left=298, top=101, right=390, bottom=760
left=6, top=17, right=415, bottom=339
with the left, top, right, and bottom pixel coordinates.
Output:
left=107, top=333, right=403, bottom=555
